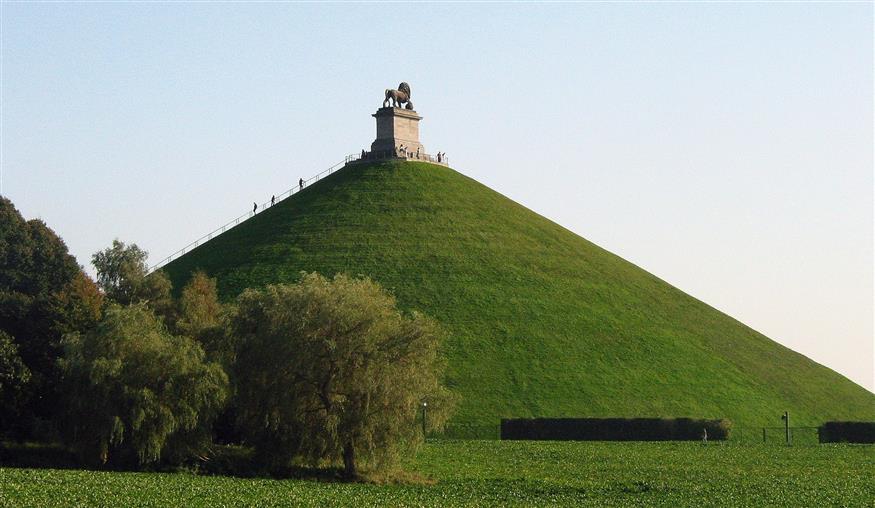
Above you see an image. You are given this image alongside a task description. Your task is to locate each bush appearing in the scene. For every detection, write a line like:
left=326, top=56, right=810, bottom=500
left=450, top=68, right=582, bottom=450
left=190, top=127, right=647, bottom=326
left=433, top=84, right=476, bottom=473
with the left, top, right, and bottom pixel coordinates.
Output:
left=501, top=417, right=732, bottom=441
left=818, top=421, right=875, bottom=443
left=60, top=304, right=229, bottom=466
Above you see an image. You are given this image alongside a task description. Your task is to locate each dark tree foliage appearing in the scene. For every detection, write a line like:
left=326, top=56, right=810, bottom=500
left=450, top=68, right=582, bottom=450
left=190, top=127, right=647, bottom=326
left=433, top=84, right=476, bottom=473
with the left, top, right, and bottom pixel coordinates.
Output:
left=0, top=330, right=31, bottom=411
left=0, top=200, right=80, bottom=369
left=60, top=304, right=229, bottom=466
left=232, top=273, right=455, bottom=478
left=0, top=197, right=101, bottom=437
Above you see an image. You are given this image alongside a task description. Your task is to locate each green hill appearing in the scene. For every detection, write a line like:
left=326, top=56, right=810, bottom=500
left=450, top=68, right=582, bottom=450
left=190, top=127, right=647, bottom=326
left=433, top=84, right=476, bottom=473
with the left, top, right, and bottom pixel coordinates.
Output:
left=163, top=161, right=874, bottom=427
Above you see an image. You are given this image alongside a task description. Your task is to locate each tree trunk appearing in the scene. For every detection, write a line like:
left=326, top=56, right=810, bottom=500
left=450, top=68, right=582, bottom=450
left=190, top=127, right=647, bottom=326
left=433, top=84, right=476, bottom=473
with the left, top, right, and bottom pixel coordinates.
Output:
left=343, top=440, right=358, bottom=479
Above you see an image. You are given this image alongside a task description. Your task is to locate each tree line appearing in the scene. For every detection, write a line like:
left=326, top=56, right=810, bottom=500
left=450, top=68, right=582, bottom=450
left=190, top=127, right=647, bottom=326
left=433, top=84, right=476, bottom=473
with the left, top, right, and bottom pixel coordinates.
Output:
left=0, top=197, right=454, bottom=478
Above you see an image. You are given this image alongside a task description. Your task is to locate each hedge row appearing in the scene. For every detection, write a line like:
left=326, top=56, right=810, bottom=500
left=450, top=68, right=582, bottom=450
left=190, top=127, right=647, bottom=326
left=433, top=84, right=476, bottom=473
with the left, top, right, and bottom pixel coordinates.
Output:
left=818, top=421, right=875, bottom=443
left=500, top=418, right=732, bottom=441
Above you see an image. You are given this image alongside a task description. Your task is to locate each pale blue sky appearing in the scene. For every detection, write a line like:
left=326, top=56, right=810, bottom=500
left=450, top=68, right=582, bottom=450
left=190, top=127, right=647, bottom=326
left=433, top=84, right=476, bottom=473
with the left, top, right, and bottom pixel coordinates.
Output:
left=2, top=3, right=872, bottom=391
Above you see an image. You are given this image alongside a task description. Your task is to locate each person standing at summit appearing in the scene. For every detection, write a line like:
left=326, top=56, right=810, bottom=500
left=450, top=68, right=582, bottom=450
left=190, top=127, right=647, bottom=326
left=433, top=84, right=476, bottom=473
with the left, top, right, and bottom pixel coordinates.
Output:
left=299, top=178, right=304, bottom=191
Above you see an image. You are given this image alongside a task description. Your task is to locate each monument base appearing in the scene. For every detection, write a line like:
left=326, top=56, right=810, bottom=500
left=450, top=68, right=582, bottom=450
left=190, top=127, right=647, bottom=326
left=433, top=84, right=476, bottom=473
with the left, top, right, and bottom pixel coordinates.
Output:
left=370, top=107, right=424, bottom=157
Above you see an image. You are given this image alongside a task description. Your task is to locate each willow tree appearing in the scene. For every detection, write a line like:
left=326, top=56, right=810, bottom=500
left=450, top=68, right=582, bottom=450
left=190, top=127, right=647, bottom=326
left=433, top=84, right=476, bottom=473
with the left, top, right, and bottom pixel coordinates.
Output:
left=232, top=273, right=455, bottom=478
left=60, top=304, right=228, bottom=466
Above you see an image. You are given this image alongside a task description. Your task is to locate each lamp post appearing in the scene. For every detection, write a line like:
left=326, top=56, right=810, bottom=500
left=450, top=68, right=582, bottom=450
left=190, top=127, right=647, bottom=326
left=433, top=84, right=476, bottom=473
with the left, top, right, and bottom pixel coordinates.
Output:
left=421, top=401, right=428, bottom=438
left=781, top=411, right=791, bottom=445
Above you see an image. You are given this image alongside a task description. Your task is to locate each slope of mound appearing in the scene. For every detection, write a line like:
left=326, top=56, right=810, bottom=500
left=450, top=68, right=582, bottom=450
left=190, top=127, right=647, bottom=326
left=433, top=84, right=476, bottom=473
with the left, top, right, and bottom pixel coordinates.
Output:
left=163, top=161, right=874, bottom=427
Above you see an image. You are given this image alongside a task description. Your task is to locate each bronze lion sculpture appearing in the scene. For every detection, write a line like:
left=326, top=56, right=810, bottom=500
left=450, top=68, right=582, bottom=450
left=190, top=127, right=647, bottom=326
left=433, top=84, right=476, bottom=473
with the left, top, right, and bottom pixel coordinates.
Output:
left=383, top=82, right=412, bottom=109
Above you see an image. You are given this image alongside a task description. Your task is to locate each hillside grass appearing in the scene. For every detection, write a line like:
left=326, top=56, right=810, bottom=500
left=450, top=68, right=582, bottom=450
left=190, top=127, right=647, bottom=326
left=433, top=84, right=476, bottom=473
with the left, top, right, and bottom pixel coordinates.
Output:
left=163, top=161, right=875, bottom=427
left=1, top=441, right=872, bottom=506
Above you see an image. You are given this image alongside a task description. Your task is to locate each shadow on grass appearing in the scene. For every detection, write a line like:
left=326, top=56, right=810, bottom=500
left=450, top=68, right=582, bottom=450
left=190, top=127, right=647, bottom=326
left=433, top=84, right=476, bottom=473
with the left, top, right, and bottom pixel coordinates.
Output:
left=0, top=442, right=431, bottom=484
left=0, top=442, right=81, bottom=471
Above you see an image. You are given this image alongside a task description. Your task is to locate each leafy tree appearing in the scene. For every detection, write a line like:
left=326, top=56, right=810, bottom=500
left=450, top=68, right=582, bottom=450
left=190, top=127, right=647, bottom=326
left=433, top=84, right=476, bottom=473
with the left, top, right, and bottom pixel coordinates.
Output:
left=0, top=197, right=100, bottom=437
left=176, top=271, right=222, bottom=336
left=92, top=240, right=174, bottom=320
left=91, top=240, right=149, bottom=304
left=0, top=200, right=82, bottom=371
left=0, top=198, right=34, bottom=292
left=232, top=273, right=455, bottom=478
left=60, top=304, right=228, bottom=466
left=0, top=330, right=30, bottom=406
left=56, top=271, right=104, bottom=336
left=0, top=199, right=79, bottom=297
left=175, top=271, right=230, bottom=360
left=175, top=271, right=242, bottom=444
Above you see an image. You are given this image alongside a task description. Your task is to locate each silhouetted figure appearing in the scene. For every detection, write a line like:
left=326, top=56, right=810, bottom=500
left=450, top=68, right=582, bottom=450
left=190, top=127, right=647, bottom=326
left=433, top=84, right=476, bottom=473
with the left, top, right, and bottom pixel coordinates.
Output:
left=253, top=202, right=257, bottom=214
left=299, top=178, right=304, bottom=190
left=361, top=149, right=366, bottom=159
left=271, top=195, right=275, bottom=206
left=437, top=152, right=442, bottom=163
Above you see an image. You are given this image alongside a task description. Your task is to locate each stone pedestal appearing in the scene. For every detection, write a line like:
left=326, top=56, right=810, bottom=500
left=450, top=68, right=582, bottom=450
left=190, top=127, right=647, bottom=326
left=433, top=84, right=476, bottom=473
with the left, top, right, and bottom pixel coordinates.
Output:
left=370, top=107, right=424, bottom=156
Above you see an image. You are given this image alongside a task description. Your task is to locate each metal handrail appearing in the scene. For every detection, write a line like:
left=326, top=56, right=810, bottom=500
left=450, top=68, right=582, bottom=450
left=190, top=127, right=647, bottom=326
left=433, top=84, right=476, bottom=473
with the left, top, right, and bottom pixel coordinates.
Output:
left=345, top=150, right=449, bottom=166
left=149, top=152, right=450, bottom=272
left=149, top=157, right=349, bottom=272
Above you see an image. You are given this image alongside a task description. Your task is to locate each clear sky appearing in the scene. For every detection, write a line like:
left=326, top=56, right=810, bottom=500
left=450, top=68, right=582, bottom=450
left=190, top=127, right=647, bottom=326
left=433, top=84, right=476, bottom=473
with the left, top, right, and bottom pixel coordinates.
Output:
left=2, top=2, right=872, bottom=391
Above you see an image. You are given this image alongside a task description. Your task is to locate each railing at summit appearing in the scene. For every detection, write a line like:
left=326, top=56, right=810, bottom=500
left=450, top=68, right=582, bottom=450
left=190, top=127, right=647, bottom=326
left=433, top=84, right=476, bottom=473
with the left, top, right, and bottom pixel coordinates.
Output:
left=346, top=150, right=449, bottom=166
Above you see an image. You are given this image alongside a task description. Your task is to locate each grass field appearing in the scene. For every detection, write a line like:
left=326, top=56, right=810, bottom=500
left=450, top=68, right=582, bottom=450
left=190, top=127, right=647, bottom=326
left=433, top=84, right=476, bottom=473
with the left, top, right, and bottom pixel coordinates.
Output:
left=1, top=441, right=872, bottom=507
left=162, top=160, right=875, bottom=427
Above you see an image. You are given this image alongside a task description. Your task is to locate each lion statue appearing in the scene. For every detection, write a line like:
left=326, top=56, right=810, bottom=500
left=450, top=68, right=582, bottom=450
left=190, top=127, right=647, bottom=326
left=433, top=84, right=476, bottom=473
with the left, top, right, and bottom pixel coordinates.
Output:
left=383, top=82, right=412, bottom=109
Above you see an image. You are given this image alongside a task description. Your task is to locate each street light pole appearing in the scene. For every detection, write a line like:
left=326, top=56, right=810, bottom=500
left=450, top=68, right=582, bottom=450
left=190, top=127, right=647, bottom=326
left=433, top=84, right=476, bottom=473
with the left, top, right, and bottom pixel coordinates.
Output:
left=422, top=401, right=428, bottom=438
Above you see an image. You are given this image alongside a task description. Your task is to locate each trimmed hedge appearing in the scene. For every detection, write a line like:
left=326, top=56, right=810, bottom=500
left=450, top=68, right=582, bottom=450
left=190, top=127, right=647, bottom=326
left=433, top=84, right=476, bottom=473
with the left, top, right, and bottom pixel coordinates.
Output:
left=818, top=421, right=875, bottom=444
left=501, top=418, right=732, bottom=441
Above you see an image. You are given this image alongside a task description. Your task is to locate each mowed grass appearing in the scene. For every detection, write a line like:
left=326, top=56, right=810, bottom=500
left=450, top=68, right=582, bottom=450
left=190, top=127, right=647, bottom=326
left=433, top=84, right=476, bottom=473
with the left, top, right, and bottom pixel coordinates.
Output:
left=1, top=441, right=872, bottom=507
left=162, top=161, right=875, bottom=427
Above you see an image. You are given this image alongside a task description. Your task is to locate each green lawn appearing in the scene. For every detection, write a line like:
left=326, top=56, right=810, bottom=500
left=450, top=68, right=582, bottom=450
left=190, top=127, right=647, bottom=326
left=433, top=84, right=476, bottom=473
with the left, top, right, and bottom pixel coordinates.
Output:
left=1, top=441, right=872, bottom=507
left=162, top=161, right=875, bottom=428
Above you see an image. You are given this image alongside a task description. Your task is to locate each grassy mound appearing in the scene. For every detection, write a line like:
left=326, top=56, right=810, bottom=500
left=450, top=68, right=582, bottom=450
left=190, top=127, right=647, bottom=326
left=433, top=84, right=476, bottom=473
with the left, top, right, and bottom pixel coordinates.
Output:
left=163, top=161, right=874, bottom=426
